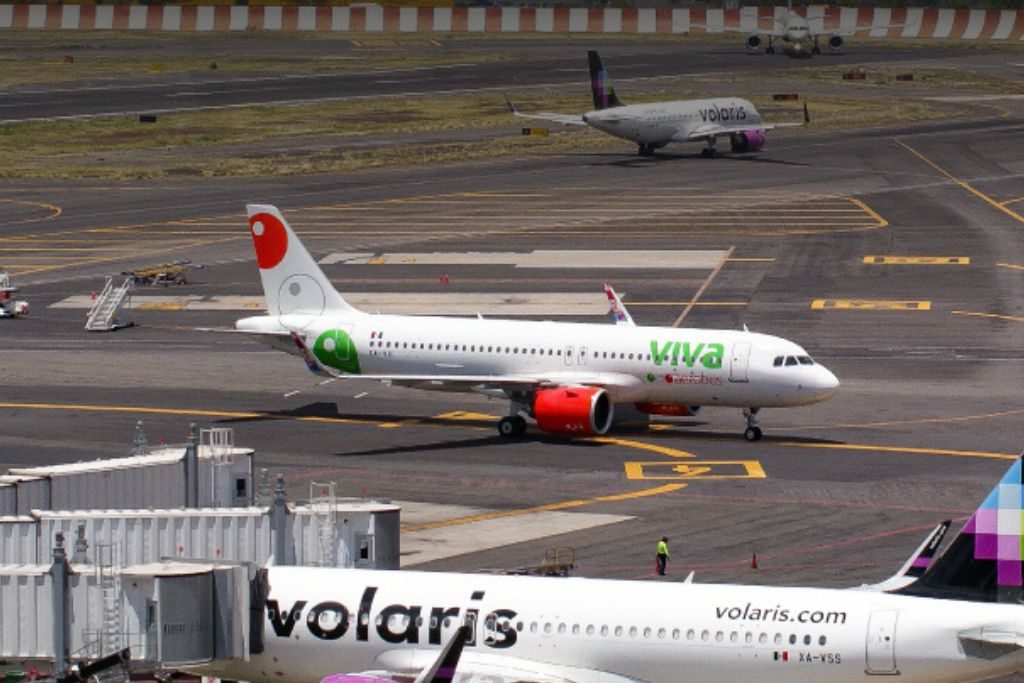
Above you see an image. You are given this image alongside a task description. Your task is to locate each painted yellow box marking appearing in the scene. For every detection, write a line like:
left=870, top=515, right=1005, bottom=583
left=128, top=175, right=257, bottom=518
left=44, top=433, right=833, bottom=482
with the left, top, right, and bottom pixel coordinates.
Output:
left=811, top=299, right=931, bottom=311
left=624, top=460, right=766, bottom=481
left=863, top=256, right=969, bottom=265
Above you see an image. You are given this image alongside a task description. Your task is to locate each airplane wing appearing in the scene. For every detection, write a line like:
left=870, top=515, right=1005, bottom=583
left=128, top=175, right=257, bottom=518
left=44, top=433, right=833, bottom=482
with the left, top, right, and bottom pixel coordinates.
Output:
left=681, top=103, right=809, bottom=141
left=854, top=520, right=951, bottom=592
left=604, top=283, right=635, bottom=327
left=506, top=96, right=588, bottom=127
left=323, top=626, right=470, bottom=683
left=289, top=332, right=643, bottom=393
left=374, top=647, right=649, bottom=683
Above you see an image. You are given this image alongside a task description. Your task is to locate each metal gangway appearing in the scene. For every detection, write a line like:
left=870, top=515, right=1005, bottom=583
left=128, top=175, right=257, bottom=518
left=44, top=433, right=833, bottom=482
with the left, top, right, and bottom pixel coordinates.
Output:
left=85, top=277, right=133, bottom=331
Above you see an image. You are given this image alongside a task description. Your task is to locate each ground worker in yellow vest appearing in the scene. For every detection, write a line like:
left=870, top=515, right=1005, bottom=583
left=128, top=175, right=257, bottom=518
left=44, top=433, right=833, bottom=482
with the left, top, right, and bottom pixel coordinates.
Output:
left=656, top=536, right=669, bottom=576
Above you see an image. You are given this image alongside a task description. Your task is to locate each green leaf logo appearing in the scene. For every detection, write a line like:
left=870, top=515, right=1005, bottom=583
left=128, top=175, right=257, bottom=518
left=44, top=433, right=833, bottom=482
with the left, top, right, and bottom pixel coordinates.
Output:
left=313, top=328, right=361, bottom=374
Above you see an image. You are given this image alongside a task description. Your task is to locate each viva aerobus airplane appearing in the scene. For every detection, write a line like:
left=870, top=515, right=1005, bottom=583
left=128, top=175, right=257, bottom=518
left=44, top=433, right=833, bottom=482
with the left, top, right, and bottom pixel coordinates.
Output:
left=197, top=456, right=1024, bottom=683
left=507, top=51, right=808, bottom=157
left=234, top=205, right=838, bottom=441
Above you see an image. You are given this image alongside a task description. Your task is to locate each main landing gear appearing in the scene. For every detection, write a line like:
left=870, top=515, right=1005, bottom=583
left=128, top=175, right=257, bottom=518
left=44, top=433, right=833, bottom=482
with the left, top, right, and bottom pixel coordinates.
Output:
left=766, top=37, right=775, bottom=54
left=743, top=407, right=762, bottom=441
left=498, top=415, right=527, bottom=437
left=701, top=135, right=718, bottom=158
left=638, top=143, right=657, bottom=157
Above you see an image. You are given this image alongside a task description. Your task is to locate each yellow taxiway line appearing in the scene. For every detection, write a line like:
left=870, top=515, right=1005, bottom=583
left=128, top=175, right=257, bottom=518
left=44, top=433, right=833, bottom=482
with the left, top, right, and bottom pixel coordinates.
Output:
left=400, top=483, right=687, bottom=533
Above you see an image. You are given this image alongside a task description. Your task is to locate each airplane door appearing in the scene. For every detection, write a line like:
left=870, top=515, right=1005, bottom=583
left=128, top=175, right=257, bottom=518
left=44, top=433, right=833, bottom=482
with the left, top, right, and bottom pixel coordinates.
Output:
left=564, top=345, right=574, bottom=365
left=578, top=346, right=588, bottom=365
left=729, top=341, right=751, bottom=383
left=865, top=610, right=899, bottom=674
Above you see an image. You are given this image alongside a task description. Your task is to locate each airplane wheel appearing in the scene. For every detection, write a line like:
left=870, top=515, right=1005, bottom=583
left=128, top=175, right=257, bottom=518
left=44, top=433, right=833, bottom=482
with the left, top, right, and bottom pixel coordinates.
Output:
left=498, top=417, right=518, bottom=438
left=499, top=416, right=528, bottom=438
left=812, top=46, right=821, bottom=55
left=513, top=416, right=528, bottom=436
left=744, top=426, right=762, bottom=442
left=766, top=46, right=775, bottom=54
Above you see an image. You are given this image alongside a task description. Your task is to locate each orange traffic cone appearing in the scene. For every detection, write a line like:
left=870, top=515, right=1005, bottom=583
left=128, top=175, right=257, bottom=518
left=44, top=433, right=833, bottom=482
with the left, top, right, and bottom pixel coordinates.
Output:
left=751, top=552, right=758, bottom=569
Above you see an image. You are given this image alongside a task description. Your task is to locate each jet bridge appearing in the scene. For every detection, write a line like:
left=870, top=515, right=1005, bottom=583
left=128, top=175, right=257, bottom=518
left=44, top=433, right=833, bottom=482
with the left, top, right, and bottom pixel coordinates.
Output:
left=0, top=535, right=262, bottom=677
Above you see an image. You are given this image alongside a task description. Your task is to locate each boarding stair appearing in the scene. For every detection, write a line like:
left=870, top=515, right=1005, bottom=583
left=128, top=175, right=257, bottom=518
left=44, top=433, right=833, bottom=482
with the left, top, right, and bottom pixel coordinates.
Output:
left=85, top=277, right=134, bottom=331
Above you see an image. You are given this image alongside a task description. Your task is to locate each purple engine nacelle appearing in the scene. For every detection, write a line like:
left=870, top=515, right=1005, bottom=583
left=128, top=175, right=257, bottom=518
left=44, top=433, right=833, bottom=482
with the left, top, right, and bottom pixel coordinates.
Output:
left=730, top=130, right=766, bottom=153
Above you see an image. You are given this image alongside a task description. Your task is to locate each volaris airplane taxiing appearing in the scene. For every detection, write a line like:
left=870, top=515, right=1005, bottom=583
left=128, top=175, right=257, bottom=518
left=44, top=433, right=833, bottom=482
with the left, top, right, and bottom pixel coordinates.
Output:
left=196, top=455, right=1024, bottom=683
left=507, top=50, right=808, bottom=158
left=234, top=205, right=838, bottom=441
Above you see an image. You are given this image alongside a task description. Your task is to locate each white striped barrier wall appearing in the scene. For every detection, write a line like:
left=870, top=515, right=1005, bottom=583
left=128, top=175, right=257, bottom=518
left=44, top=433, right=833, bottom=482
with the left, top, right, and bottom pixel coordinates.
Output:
left=0, top=4, right=1022, bottom=39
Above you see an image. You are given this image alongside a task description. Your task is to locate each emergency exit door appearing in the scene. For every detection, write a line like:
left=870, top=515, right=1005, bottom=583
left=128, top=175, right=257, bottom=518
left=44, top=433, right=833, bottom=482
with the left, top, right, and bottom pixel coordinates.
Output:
left=865, top=610, right=899, bottom=674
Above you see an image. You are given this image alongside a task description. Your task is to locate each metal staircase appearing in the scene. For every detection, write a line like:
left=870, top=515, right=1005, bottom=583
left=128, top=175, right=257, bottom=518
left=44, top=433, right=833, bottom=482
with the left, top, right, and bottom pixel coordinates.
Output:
left=310, top=481, right=337, bottom=567
left=203, top=427, right=235, bottom=507
left=86, top=277, right=133, bottom=331
left=96, top=543, right=123, bottom=658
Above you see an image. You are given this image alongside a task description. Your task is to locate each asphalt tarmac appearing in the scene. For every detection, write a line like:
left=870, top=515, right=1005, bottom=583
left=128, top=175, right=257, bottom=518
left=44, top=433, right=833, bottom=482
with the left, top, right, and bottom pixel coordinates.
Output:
left=2, top=36, right=1024, bottom=588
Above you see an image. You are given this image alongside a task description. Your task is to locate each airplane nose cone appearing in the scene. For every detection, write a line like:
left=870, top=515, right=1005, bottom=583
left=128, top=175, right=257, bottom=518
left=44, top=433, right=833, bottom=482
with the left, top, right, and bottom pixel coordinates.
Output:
left=814, top=366, right=840, bottom=398
left=582, top=114, right=590, bottom=124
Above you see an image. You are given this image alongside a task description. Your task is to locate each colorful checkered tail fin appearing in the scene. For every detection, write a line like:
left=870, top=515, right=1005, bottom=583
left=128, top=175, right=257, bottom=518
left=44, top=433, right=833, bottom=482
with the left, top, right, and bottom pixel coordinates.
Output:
left=898, top=455, right=1024, bottom=603
left=245, top=204, right=361, bottom=318
left=588, top=51, right=623, bottom=111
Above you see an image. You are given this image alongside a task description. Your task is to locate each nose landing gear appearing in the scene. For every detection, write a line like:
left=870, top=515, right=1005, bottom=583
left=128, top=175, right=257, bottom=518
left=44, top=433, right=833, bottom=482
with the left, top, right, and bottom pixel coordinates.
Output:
left=743, top=407, right=762, bottom=441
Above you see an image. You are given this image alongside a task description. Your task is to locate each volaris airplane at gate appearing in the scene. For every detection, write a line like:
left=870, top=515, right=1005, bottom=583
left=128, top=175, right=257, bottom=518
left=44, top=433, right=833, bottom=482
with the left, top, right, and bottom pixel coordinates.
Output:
left=197, top=456, right=1024, bottom=683
left=234, top=205, right=838, bottom=440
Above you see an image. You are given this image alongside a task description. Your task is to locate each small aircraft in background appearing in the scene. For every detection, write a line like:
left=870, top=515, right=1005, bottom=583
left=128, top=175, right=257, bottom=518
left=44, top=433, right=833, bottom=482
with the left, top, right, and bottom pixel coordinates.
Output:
left=738, top=1, right=908, bottom=58
left=508, top=50, right=808, bottom=157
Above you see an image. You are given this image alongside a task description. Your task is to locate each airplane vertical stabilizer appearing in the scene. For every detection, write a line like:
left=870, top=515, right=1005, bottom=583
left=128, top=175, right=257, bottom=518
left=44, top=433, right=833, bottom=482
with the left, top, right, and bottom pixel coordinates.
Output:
left=245, top=204, right=360, bottom=318
left=588, top=50, right=623, bottom=110
left=899, top=455, right=1024, bottom=603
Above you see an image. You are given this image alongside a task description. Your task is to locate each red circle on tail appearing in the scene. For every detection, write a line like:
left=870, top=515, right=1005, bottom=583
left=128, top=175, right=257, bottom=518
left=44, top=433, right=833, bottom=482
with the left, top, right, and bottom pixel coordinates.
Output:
left=249, top=212, right=288, bottom=270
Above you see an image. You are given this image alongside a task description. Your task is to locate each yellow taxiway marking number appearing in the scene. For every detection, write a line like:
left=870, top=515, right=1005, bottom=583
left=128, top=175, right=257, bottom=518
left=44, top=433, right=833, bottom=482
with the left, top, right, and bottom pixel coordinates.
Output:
left=812, top=299, right=931, bottom=311
left=401, top=483, right=687, bottom=532
left=863, top=256, right=969, bottom=265
left=624, top=460, right=766, bottom=481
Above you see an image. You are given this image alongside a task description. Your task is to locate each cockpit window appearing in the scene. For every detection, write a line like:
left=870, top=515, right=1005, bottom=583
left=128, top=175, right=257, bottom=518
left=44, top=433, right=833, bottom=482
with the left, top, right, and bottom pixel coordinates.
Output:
left=784, top=356, right=798, bottom=366
left=773, top=356, right=784, bottom=367
left=797, top=356, right=814, bottom=365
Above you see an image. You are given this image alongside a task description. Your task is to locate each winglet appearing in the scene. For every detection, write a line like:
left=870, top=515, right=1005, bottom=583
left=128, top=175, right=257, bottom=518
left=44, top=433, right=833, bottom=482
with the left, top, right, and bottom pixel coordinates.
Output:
left=604, top=283, right=635, bottom=327
left=858, top=520, right=951, bottom=592
left=412, top=625, right=471, bottom=683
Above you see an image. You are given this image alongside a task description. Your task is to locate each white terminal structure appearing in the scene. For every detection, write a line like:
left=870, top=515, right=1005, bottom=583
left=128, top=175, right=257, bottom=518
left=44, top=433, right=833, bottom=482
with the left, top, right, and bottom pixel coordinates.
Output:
left=0, top=425, right=400, bottom=676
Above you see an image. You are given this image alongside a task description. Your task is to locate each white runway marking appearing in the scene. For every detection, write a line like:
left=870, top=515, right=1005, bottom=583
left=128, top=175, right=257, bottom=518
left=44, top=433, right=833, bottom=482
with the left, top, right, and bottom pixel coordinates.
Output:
left=397, top=500, right=633, bottom=566
left=52, top=293, right=616, bottom=316
left=320, top=249, right=727, bottom=269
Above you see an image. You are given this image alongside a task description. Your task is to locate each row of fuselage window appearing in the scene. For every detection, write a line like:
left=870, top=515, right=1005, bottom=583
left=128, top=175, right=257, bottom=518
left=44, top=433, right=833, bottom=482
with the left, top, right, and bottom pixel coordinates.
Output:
left=408, top=615, right=829, bottom=648
left=368, top=339, right=660, bottom=363
left=513, top=621, right=828, bottom=647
